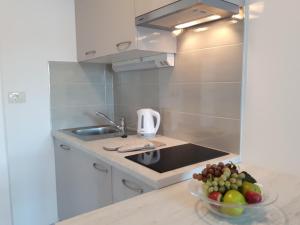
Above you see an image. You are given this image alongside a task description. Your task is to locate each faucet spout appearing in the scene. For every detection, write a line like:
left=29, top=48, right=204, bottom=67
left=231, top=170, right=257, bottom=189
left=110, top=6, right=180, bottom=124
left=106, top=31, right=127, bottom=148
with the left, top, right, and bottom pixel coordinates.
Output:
left=96, top=112, right=127, bottom=138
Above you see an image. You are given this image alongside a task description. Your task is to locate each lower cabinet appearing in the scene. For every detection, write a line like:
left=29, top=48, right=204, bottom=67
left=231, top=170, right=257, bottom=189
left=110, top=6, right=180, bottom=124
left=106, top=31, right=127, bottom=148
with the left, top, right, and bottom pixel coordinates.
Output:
left=54, top=139, right=154, bottom=221
left=112, top=168, right=154, bottom=203
left=54, top=140, right=113, bottom=221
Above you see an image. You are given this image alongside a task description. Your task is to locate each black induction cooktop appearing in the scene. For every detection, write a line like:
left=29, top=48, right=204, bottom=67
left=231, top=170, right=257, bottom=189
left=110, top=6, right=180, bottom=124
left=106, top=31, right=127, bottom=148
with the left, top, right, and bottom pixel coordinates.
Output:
left=125, top=144, right=229, bottom=173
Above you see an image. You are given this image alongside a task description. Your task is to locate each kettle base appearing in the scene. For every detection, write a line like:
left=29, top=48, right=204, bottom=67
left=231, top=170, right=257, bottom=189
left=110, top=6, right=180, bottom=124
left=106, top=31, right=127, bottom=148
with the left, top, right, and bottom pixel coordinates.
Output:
left=137, top=133, right=156, bottom=139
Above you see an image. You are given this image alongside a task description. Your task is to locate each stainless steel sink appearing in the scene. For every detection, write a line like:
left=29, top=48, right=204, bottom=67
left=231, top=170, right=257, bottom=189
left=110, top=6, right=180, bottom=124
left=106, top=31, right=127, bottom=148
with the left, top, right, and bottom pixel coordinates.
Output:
left=62, top=125, right=123, bottom=141
left=72, top=126, right=119, bottom=136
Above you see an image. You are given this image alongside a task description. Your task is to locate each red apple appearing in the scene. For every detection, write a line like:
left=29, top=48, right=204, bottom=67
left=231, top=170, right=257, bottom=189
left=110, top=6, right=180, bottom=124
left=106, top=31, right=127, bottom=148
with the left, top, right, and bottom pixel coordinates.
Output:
left=245, top=191, right=262, bottom=204
left=208, top=192, right=222, bottom=202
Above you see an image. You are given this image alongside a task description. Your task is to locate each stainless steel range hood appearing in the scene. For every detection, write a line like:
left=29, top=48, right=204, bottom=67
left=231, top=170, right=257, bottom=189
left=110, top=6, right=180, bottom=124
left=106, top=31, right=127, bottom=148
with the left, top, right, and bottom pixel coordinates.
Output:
left=136, top=0, right=239, bottom=31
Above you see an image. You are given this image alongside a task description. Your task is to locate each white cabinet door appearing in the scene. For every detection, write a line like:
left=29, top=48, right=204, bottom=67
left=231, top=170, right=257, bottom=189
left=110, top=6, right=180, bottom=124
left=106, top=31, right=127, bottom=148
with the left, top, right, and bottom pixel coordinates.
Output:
left=75, top=0, right=137, bottom=61
left=112, top=168, right=154, bottom=203
left=54, top=140, right=113, bottom=221
left=134, top=0, right=179, bottom=16
left=75, top=0, right=98, bottom=61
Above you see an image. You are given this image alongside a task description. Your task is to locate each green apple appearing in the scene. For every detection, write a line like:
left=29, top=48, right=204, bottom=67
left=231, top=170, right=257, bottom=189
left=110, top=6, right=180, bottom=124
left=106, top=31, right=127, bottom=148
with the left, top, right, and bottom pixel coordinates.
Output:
left=242, top=181, right=261, bottom=195
left=220, top=190, right=246, bottom=216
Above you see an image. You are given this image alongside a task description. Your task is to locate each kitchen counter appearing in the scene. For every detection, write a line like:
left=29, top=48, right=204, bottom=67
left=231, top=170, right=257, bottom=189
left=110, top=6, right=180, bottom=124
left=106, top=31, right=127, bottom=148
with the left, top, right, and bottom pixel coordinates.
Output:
left=56, top=164, right=300, bottom=225
left=53, top=131, right=239, bottom=189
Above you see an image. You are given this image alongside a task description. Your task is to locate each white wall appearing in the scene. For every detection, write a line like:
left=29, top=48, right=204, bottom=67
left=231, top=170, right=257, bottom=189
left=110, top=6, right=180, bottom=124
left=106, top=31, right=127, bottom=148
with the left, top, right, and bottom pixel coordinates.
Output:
left=0, top=0, right=77, bottom=225
left=0, top=72, right=12, bottom=225
left=242, top=0, right=300, bottom=176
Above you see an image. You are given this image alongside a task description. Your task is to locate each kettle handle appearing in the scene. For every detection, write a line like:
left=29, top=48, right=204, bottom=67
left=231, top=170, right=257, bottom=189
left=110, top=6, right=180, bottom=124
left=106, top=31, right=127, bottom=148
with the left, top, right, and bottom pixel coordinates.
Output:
left=137, top=110, right=144, bottom=133
left=151, top=110, right=161, bottom=134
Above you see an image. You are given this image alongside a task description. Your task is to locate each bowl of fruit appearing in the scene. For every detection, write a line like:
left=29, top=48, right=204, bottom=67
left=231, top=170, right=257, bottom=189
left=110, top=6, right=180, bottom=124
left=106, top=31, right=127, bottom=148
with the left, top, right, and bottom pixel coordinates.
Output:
left=189, top=162, right=278, bottom=218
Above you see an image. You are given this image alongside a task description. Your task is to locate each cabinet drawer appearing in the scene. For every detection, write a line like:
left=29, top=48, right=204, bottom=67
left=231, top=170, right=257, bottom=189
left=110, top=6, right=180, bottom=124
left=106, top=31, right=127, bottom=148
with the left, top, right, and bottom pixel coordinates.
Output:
left=112, top=168, right=154, bottom=203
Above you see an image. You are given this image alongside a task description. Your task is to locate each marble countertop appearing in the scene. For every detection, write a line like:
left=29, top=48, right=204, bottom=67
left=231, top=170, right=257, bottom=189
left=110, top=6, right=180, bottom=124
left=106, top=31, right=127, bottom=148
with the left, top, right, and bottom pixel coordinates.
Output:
left=53, top=131, right=239, bottom=189
left=56, top=164, right=300, bottom=225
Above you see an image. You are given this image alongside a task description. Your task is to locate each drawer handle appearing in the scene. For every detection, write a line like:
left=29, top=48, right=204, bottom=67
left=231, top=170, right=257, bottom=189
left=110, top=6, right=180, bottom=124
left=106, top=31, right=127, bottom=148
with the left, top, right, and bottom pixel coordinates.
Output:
left=60, top=144, right=71, bottom=151
left=85, top=50, right=96, bottom=56
left=93, top=163, right=108, bottom=173
left=116, top=41, right=132, bottom=51
left=121, top=179, right=143, bottom=194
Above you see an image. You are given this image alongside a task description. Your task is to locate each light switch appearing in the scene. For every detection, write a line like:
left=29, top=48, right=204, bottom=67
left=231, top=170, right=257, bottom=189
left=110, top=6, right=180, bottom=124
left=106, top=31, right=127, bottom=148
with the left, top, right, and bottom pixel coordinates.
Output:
left=8, top=92, right=26, bottom=104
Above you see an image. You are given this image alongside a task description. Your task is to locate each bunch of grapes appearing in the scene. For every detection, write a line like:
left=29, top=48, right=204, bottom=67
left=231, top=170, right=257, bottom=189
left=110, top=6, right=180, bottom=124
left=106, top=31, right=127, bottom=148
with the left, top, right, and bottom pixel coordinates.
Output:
left=193, top=162, right=225, bottom=182
left=193, top=162, right=246, bottom=194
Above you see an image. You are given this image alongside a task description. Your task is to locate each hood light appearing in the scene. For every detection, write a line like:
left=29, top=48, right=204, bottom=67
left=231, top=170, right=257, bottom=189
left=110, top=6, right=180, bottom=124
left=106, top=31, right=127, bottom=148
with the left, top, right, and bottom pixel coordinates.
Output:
left=175, top=15, right=221, bottom=29
left=172, top=29, right=183, bottom=36
left=232, top=14, right=243, bottom=20
left=194, top=27, right=209, bottom=32
left=232, top=9, right=244, bottom=20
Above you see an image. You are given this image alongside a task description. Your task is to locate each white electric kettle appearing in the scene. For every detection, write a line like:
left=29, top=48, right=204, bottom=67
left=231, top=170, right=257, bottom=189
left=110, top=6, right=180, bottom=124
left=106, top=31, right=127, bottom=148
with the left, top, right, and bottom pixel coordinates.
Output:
left=137, top=108, right=161, bottom=138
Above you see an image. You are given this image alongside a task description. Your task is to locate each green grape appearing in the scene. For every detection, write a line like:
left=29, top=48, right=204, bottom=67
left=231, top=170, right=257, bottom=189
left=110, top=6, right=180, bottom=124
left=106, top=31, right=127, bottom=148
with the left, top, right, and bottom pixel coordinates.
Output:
left=221, top=174, right=227, bottom=181
left=206, top=180, right=212, bottom=187
left=223, top=171, right=231, bottom=178
left=219, top=180, right=225, bottom=186
left=219, top=186, right=226, bottom=193
left=223, top=167, right=231, bottom=174
left=229, top=178, right=237, bottom=184
left=231, top=173, right=238, bottom=178
left=213, top=186, right=219, bottom=192
left=214, top=177, right=219, bottom=182
left=208, top=187, right=214, bottom=193
left=238, top=173, right=246, bottom=179
left=212, top=181, right=218, bottom=186
left=231, top=184, right=238, bottom=190
left=236, top=179, right=243, bottom=187
left=225, top=181, right=231, bottom=189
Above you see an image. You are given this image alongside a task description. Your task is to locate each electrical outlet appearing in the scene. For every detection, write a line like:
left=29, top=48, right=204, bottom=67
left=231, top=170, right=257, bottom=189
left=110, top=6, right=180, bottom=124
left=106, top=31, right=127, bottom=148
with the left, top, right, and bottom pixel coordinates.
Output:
left=8, top=91, right=26, bottom=104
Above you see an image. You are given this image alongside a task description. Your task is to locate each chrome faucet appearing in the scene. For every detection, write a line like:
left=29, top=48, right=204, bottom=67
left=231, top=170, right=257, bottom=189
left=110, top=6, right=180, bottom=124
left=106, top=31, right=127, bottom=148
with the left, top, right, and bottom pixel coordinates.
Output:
left=96, top=112, right=127, bottom=138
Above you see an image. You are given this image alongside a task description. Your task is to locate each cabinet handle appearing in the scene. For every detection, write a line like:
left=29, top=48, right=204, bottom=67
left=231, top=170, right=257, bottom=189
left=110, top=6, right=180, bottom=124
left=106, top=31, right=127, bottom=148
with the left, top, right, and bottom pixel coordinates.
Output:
left=116, top=41, right=132, bottom=51
left=60, top=144, right=71, bottom=151
left=85, top=50, right=96, bottom=56
left=121, top=179, right=143, bottom=194
left=93, top=163, right=108, bottom=174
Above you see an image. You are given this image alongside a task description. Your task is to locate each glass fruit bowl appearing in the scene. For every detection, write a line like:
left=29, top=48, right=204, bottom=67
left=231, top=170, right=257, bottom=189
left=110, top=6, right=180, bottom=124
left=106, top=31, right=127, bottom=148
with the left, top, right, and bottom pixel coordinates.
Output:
left=188, top=179, right=278, bottom=219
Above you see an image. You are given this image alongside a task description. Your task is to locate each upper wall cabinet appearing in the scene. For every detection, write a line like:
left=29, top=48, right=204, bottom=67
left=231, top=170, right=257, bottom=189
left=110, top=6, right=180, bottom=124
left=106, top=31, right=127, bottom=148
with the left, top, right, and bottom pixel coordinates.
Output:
left=134, top=0, right=179, bottom=16
left=75, top=0, right=176, bottom=63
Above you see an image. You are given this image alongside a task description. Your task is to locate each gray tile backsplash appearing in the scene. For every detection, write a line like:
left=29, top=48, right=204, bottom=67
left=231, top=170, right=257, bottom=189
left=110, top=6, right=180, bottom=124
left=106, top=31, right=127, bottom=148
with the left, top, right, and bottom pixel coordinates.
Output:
left=177, top=20, right=244, bottom=52
left=161, top=44, right=243, bottom=83
left=114, top=20, right=244, bottom=154
left=159, top=82, right=241, bottom=119
left=49, top=62, right=114, bottom=130
left=160, top=110, right=240, bottom=152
